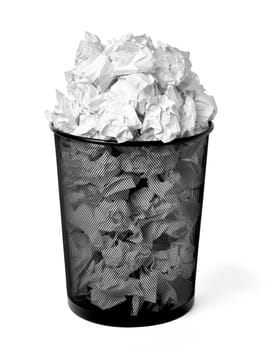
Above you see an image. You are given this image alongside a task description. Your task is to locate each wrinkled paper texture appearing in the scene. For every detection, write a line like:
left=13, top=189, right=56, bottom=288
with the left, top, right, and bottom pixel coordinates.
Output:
left=46, top=32, right=217, bottom=143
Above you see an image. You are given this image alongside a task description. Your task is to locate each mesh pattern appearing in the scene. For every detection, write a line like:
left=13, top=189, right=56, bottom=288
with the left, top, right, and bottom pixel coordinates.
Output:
left=54, top=134, right=209, bottom=321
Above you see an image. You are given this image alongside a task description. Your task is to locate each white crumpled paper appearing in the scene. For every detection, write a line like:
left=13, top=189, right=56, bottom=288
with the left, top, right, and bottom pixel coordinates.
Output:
left=194, top=90, right=217, bottom=133
left=75, top=32, right=104, bottom=66
left=46, top=32, right=217, bottom=143
left=138, top=95, right=181, bottom=143
left=109, top=73, right=156, bottom=115
left=105, top=33, right=154, bottom=75
left=153, top=41, right=192, bottom=89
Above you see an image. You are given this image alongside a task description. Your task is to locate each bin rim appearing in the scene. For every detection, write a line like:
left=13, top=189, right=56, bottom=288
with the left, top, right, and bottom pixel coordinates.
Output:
left=50, top=121, right=213, bottom=146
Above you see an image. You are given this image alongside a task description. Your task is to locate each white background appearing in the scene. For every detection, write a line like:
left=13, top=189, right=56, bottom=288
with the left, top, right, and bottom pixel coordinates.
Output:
left=0, top=0, right=273, bottom=349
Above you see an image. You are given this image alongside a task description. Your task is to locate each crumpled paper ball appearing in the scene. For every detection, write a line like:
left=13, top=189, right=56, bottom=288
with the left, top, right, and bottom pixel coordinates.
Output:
left=46, top=32, right=217, bottom=143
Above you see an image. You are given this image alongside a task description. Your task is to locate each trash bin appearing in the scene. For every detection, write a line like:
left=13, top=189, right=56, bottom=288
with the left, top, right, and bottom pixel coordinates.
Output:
left=51, top=122, right=213, bottom=327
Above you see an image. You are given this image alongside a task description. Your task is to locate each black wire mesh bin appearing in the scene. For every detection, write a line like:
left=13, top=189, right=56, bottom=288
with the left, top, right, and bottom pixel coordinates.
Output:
left=51, top=122, right=213, bottom=327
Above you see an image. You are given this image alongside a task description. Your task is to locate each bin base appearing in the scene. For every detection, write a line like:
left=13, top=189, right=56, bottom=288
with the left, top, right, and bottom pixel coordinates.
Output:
left=68, top=296, right=194, bottom=327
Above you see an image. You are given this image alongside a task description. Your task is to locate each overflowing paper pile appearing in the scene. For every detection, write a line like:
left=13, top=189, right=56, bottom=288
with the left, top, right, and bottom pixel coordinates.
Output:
left=46, top=33, right=217, bottom=143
